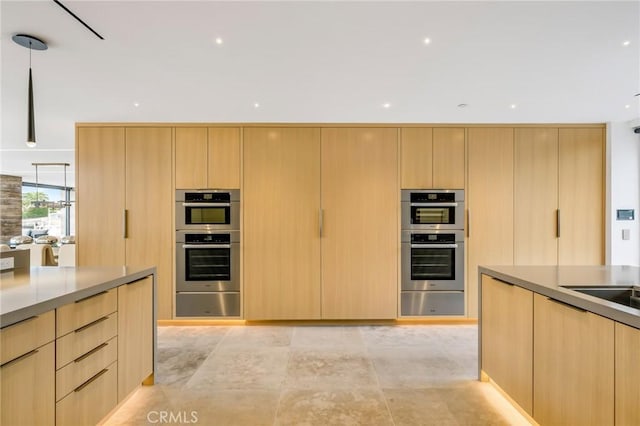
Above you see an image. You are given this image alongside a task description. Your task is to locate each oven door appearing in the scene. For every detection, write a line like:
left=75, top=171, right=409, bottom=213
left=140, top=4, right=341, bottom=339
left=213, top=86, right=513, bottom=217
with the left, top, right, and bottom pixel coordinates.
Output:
left=175, top=201, right=239, bottom=230
left=402, top=241, right=464, bottom=291
left=401, top=201, right=465, bottom=230
left=176, top=241, right=239, bottom=292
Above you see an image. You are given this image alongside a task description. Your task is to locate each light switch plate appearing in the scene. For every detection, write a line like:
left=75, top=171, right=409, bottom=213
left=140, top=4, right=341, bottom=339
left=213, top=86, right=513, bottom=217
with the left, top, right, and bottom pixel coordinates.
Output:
left=622, top=229, right=631, bottom=240
left=0, top=257, right=15, bottom=271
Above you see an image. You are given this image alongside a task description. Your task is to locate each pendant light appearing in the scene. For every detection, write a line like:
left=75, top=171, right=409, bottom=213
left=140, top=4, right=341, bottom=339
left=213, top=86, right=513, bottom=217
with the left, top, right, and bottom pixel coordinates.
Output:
left=12, top=34, right=47, bottom=148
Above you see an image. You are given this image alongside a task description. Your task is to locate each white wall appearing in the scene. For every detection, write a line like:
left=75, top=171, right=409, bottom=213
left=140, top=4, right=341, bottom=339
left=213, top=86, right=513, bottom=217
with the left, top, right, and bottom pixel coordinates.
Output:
left=607, top=121, right=640, bottom=266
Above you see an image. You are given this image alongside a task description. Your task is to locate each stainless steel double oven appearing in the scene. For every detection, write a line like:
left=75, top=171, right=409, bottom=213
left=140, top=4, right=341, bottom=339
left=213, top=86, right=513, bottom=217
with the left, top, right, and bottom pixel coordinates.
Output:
left=175, top=189, right=240, bottom=317
left=401, top=190, right=465, bottom=316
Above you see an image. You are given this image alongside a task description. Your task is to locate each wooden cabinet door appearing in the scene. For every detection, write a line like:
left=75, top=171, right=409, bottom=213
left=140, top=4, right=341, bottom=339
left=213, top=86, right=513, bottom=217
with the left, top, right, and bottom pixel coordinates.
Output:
left=243, top=128, right=321, bottom=319
left=467, top=128, right=514, bottom=318
left=118, top=276, right=154, bottom=401
left=481, top=275, right=533, bottom=415
left=558, top=128, right=604, bottom=265
left=533, top=293, right=614, bottom=426
left=400, top=128, right=432, bottom=188
left=175, top=127, right=208, bottom=189
left=321, top=128, right=398, bottom=319
left=433, top=128, right=465, bottom=189
left=208, top=127, right=241, bottom=189
left=615, top=322, right=640, bottom=426
left=0, top=341, right=55, bottom=426
left=514, top=128, right=558, bottom=265
left=125, top=128, right=173, bottom=320
left=76, top=127, right=125, bottom=267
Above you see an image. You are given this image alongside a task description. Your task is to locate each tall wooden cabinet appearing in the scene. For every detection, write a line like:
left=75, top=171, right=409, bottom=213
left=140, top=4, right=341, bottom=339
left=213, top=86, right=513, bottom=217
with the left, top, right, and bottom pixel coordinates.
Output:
left=321, top=128, right=398, bottom=319
left=243, top=128, right=322, bottom=319
left=615, top=322, right=640, bottom=425
left=175, top=127, right=240, bottom=189
left=400, top=127, right=465, bottom=189
left=243, top=127, right=398, bottom=320
left=467, top=128, right=514, bottom=318
left=77, top=126, right=173, bottom=319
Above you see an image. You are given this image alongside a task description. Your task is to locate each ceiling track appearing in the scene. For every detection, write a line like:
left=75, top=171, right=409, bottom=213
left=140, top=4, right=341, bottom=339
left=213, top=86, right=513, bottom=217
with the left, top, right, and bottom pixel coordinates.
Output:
left=53, top=0, right=104, bottom=40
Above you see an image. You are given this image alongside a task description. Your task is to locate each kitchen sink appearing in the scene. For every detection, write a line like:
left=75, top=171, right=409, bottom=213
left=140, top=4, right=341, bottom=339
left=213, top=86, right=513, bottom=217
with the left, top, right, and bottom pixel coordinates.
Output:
left=562, top=286, right=640, bottom=309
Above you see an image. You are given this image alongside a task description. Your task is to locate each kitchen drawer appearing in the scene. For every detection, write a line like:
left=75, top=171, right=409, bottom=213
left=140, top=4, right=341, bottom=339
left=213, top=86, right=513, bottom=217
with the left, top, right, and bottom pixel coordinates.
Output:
left=401, top=291, right=465, bottom=316
left=57, top=289, right=117, bottom=337
left=56, top=312, right=117, bottom=368
left=56, top=360, right=117, bottom=426
left=56, top=336, right=117, bottom=401
left=0, top=341, right=55, bottom=426
left=176, top=292, right=240, bottom=317
left=0, top=310, right=55, bottom=365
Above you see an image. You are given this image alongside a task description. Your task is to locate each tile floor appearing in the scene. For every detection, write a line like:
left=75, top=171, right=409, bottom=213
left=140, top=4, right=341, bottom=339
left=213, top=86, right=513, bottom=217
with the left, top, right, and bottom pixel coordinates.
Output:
left=105, top=325, right=530, bottom=425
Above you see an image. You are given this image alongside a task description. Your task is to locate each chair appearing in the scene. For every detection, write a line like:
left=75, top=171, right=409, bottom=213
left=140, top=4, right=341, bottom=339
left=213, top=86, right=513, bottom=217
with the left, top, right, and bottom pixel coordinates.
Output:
left=57, top=244, right=76, bottom=267
left=16, top=244, right=57, bottom=266
left=0, top=244, right=10, bottom=252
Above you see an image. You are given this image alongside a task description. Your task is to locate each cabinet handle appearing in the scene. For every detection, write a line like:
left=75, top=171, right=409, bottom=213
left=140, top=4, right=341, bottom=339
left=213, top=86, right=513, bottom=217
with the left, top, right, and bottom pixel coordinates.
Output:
left=75, top=290, right=108, bottom=304
left=319, top=209, right=324, bottom=237
left=74, top=342, right=109, bottom=363
left=547, top=297, right=587, bottom=313
left=556, top=209, right=560, bottom=238
left=0, top=315, right=37, bottom=331
left=467, top=210, right=470, bottom=238
left=0, top=349, right=38, bottom=368
left=123, top=209, right=128, bottom=238
left=74, top=368, right=109, bottom=393
left=74, top=316, right=109, bottom=333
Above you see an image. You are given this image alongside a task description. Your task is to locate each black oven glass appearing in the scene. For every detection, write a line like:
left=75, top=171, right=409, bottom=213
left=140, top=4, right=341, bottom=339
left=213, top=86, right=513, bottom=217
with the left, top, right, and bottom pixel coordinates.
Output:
left=185, top=247, right=231, bottom=281
left=185, top=206, right=230, bottom=225
left=411, top=247, right=455, bottom=280
left=411, top=206, right=454, bottom=225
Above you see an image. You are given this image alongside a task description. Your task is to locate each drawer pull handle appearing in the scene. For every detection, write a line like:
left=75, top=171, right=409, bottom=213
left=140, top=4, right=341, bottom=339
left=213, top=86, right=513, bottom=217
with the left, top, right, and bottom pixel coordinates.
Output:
left=74, top=316, right=109, bottom=333
left=0, top=315, right=37, bottom=330
left=547, top=297, right=587, bottom=312
left=75, top=290, right=108, bottom=304
left=0, top=349, right=38, bottom=368
left=74, top=342, right=109, bottom=363
left=74, top=368, right=109, bottom=393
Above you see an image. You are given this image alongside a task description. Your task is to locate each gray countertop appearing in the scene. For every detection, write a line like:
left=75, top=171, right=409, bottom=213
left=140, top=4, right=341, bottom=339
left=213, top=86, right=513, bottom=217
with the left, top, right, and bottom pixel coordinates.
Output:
left=479, top=265, right=640, bottom=329
left=0, top=265, right=156, bottom=327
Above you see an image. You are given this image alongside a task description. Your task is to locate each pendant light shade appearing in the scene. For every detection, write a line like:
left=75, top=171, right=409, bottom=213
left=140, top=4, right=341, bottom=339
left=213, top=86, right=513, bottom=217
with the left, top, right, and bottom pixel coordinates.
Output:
left=12, top=34, right=47, bottom=148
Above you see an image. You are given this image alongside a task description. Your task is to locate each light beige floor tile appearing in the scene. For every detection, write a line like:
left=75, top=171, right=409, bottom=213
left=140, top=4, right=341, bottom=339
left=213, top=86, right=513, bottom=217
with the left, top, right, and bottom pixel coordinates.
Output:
left=217, top=325, right=293, bottom=350
left=102, top=385, right=183, bottom=426
left=383, top=388, right=458, bottom=426
left=275, top=389, right=394, bottom=426
left=291, top=326, right=365, bottom=350
left=285, top=349, right=378, bottom=389
left=185, top=346, right=290, bottom=391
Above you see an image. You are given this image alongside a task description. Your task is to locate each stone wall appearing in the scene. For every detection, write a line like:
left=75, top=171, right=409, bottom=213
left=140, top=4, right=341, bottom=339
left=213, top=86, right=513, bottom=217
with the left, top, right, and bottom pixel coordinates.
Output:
left=1, top=174, right=23, bottom=244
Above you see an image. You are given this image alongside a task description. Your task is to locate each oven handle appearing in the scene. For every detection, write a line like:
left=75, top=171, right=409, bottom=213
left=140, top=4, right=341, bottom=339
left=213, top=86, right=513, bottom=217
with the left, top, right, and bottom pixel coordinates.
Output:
left=182, top=202, right=231, bottom=207
left=410, top=202, right=458, bottom=207
left=181, top=244, right=232, bottom=249
left=410, top=243, right=459, bottom=249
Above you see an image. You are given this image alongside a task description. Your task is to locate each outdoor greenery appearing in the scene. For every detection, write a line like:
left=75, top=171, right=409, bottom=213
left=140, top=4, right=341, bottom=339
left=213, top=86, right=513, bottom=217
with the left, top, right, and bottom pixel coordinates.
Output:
left=22, top=192, right=50, bottom=218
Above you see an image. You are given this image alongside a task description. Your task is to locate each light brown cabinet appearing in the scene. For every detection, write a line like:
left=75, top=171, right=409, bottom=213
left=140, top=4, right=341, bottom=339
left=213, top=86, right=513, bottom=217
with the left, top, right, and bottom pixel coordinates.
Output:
left=400, top=127, right=465, bottom=189
left=175, top=127, right=241, bottom=189
left=243, top=128, right=321, bottom=320
left=0, top=313, right=55, bottom=426
left=76, top=126, right=173, bottom=319
left=467, top=128, right=514, bottom=318
left=615, top=322, right=640, bottom=426
left=533, top=293, right=614, bottom=426
left=480, top=275, right=533, bottom=415
left=243, top=127, right=398, bottom=320
left=118, top=276, right=154, bottom=400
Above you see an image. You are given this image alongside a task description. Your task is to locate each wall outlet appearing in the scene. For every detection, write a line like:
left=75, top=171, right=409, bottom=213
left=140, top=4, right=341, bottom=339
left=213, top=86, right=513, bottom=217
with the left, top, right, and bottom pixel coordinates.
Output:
left=622, top=229, right=631, bottom=240
left=0, top=257, right=15, bottom=271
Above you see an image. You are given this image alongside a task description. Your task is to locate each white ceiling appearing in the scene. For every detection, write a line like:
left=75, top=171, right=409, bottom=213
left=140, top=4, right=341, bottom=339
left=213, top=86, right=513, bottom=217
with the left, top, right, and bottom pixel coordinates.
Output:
left=1, top=0, right=639, bottom=187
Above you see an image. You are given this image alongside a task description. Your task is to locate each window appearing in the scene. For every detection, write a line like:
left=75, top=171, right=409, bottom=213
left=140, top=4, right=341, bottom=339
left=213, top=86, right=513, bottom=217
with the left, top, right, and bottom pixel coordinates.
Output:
left=22, top=183, right=75, bottom=238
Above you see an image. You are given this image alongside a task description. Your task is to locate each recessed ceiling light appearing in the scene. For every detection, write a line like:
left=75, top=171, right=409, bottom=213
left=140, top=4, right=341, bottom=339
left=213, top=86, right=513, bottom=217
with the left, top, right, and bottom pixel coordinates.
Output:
left=382, top=102, right=391, bottom=108
left=457, top=103, right=468, bottom=108
left=510, top=104, right=517, bottom=109
left=622, top=40, right=631, bottom=46
left=625, top=104, right=631, bottom=109
left=253, top=102, right=260, bottom=108
left=423, top=37, right=431, bottom=45
left=133, top=102, right=140, bottom=107
left=215, top=37, right=223, bottom=45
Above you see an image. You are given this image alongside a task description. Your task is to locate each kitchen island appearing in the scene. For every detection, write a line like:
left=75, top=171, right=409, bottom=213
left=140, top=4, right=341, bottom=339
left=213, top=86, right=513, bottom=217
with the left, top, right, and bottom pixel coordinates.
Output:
left=0, top=265, right=156, bottom=425
left=479, top=265, right=640, bottom=426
